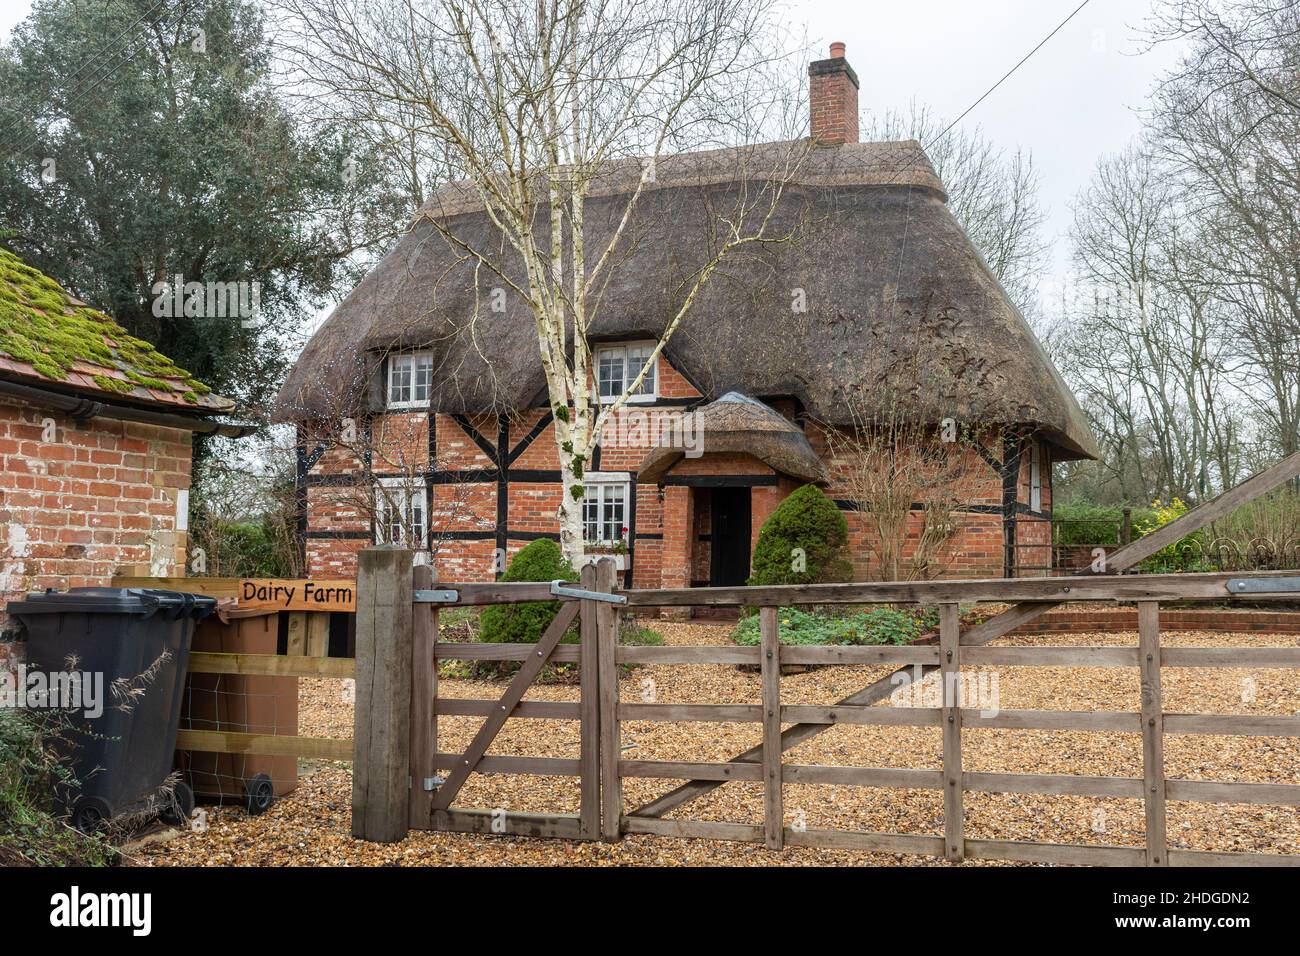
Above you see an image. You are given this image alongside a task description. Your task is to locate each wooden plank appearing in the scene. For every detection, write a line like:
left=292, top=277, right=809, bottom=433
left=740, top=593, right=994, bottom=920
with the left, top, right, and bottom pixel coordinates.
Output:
left=430, top=600, right=582, bottom=814
left=409, top=564, right=437, bottom=830
left=619, top=760, right=764, bottom=781
left=433, top=643, right=582, bottom=662
left=1105, top=450, right=1300, bottom=570
left=1164, top=779, right=1300, bottom=806
left=435, top=582, right=567, bottom=605
left=960, top=646, right=1140, bottom=667
left=111, top=575, right=241, bottom=597
left=939, top=603, right=963, bottom=863
left=960, top=708, right=1140, bottom=732
left=783, top=765, right=943, bottom=789
left=1138, top=600, right=1167, bottom=866
left=178, top=728, right=351, bottom=761
left=1167, top=848, right=1300, bottom=867
left=578, top=563, right=601, bottom=840
left=595, top=558, right=622, bottom=842
left=780, top=704, right=943, bottom=727
left=307, top=612, right=331, bottom=657
left=620, top=816, right=763, bottom=843
left=615, top=645, right=761, bottom=665
left=963, top=771, right=1144, bottom=798
left=236, top=579, right=356, bottom=612
left=286, top=611, right=307, bottom=656
left=783, top=827, right=945, bottom=857
left=616, top=570, right=1300, bottom=607
left=1161, top=647, right=1300, bottom=668
left=187, top=651, right=355, bottom=679
left=428, top=808, right=582, bottom=839
left=780, top=645, right=941, bottom=665
left=760, top=606, right=782, bottom=850
left=351, top=546, right=414, bottom=842
left=618, top=703, right=762, bottom=722
left=965, top=838, right=1147, bottom=867
left=1163, top=713, right=1300, bottom=736
left=432, top=754, right=581, bottom=776
left=435, top=699, right=580, bottom=720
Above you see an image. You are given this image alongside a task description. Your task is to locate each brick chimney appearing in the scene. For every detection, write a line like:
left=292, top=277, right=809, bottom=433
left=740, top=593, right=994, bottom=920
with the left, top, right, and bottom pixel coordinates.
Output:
left=808, top=42, right=859, bottom=146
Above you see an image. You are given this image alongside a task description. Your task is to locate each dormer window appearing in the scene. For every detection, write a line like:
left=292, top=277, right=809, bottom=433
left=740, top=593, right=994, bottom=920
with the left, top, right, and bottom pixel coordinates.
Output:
left=596, top=342, right=657, bottom=403
left=388, top=352, right=433, bottom=409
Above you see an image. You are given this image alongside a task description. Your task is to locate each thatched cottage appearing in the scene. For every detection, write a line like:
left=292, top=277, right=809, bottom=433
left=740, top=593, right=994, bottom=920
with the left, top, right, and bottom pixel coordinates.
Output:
left=0, top=248, right=251, bottom=639
left=275, top=46, right=1097, bottom=587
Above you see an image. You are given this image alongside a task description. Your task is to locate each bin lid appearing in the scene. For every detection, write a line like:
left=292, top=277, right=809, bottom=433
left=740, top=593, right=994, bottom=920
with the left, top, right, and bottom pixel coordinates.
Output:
left=7, top=587, right=219, bottom=618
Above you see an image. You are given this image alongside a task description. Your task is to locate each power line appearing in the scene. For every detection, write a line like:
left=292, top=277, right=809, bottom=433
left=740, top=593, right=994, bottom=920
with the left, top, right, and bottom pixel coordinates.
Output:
left=0, top=0, right=194, bottom=162
left=0, top=0, right=174, bottom=148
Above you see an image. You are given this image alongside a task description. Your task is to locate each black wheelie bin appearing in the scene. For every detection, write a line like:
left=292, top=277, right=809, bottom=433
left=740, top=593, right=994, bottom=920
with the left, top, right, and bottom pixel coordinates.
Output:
left=8, top=587, right=217, bottom=831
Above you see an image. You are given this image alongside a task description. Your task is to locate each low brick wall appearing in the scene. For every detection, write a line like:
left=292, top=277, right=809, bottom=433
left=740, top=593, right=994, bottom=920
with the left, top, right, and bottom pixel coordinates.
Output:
left=1011, top=608, right=1300, bottom=635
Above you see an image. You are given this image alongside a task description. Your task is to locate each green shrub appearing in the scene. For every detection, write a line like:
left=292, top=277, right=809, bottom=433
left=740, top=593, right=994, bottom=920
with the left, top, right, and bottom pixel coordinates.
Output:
left=748, top=485, right=853, bottom=587
left=0, top=709, right=114, bottom=866
left=478, top=539, right=579, bottom=645
left=730, top=606, right=930, bottom=646
left=1051, top=500, right=1125, bottom=547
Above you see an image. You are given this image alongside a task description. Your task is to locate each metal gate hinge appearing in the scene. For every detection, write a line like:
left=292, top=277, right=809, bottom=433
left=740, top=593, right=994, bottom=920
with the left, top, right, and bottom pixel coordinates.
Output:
left=549, top=580, right=627, bottom=604
left=1227, top=577, right=1300, bottom=595
left=410, top=776, right=444, bottom=791
left=413, top=589, right=460, bottom=604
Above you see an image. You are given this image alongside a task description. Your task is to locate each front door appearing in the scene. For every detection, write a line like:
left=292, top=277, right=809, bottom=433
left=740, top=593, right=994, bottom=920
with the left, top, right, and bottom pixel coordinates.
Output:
left=709, top=487, right=753, bottom=587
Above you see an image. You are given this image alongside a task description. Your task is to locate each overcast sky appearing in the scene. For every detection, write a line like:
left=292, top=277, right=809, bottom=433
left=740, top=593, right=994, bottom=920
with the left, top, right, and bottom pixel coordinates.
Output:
left=2, top=0, right=1188, bottom=301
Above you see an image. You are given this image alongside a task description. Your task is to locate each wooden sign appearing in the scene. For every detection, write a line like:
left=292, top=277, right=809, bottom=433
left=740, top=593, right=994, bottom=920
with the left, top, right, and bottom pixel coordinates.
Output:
left=238, top=579, right=356, bottom=613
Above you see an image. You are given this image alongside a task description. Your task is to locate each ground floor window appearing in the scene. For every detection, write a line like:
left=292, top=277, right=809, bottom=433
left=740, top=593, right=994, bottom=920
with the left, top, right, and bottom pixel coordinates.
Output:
left=583, top=473, right=629, bottom=545
left=374, top=478, right=427, bottom=547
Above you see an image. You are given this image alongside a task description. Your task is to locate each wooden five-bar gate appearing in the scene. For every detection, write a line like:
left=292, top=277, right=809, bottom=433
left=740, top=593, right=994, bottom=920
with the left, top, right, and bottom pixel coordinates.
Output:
left=348, top=451, right=1300, bottom=866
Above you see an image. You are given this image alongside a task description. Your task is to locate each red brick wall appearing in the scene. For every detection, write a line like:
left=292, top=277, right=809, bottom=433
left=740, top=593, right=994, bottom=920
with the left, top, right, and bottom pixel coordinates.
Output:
left=0, top=396, right=193, bottom=630
left=299, top=351, right=1061, bottom=586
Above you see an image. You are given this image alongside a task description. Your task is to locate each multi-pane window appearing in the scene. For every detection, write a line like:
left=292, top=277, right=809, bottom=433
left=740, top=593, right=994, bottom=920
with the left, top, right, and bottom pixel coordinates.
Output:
left=582, top=476, right=629, bottom=544
left=595, top=343, right=656, bottom=402
left=374, top=479, right=427, bottom=547
left=388, top=352, right=434, bottom=408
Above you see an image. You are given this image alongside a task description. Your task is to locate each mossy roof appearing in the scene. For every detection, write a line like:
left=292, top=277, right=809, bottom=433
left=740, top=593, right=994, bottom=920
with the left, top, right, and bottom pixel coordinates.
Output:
left=0, top=248, right=232, bottom=412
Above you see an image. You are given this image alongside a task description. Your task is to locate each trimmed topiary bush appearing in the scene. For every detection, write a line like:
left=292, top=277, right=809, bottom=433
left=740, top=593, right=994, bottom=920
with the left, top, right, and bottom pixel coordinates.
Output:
left=748, top=484, right=853, bottom=587
left=478, top=539, right=580, bottom=645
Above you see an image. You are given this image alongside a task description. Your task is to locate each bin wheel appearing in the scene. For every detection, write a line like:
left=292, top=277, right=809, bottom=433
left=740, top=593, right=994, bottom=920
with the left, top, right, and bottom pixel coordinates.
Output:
left=244, top=773, right=275, bottom=816
left=160, top=782, right=195, bottom=826
left=71, top=795, right=113, bottom=833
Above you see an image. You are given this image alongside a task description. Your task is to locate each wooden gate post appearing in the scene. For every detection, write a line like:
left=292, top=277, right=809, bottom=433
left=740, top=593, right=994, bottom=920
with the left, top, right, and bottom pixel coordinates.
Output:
left=595, top=557, right=623, bottom=841
left=939, top=603, right=964, bottom=863
left=409, top=562, right=438, bottom=830
left=1138, top=600, right=1168, bottom=866
left=352, top=546, right=414, bottom=842
left=578, top=563, right=602, bottom=839
left=760, top=606, right=783, bottom=850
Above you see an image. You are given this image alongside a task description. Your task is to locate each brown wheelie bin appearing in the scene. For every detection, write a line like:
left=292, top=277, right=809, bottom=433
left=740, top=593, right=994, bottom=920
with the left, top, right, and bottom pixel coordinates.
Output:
left=175, top=605, right=298, bottom=814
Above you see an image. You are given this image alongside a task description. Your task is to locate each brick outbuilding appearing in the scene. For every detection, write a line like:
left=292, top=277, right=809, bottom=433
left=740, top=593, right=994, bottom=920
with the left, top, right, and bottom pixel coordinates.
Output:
left=0, top=249, right=250, bottom=644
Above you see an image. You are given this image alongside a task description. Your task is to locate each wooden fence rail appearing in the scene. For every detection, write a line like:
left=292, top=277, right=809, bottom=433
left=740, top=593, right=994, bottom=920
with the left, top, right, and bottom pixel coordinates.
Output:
left=329, top=552, right=1300, bottom=867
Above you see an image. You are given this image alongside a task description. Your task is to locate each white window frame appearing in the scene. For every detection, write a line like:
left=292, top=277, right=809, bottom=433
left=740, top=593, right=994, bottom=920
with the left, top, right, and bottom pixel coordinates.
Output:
left=1029, top=443, right=1043, bottom=512
left=387, top=351, right=434, bottom=409
left=582, top=472, right=631, bottom=545
left=595, top=341, right=657, bottom=404
left=374, top=476, right=428, bottom=548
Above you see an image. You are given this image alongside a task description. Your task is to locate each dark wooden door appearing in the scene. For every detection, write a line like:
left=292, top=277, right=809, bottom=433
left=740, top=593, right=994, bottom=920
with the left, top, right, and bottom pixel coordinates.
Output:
left=709, top=487, right=752, bottom=587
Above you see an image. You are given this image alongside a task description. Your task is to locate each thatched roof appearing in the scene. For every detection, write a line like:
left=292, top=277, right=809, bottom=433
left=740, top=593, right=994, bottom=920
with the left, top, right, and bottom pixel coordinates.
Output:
left=638, top=391, right=826, bottom=484
left=275, top=138, right=1097, bottom=460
